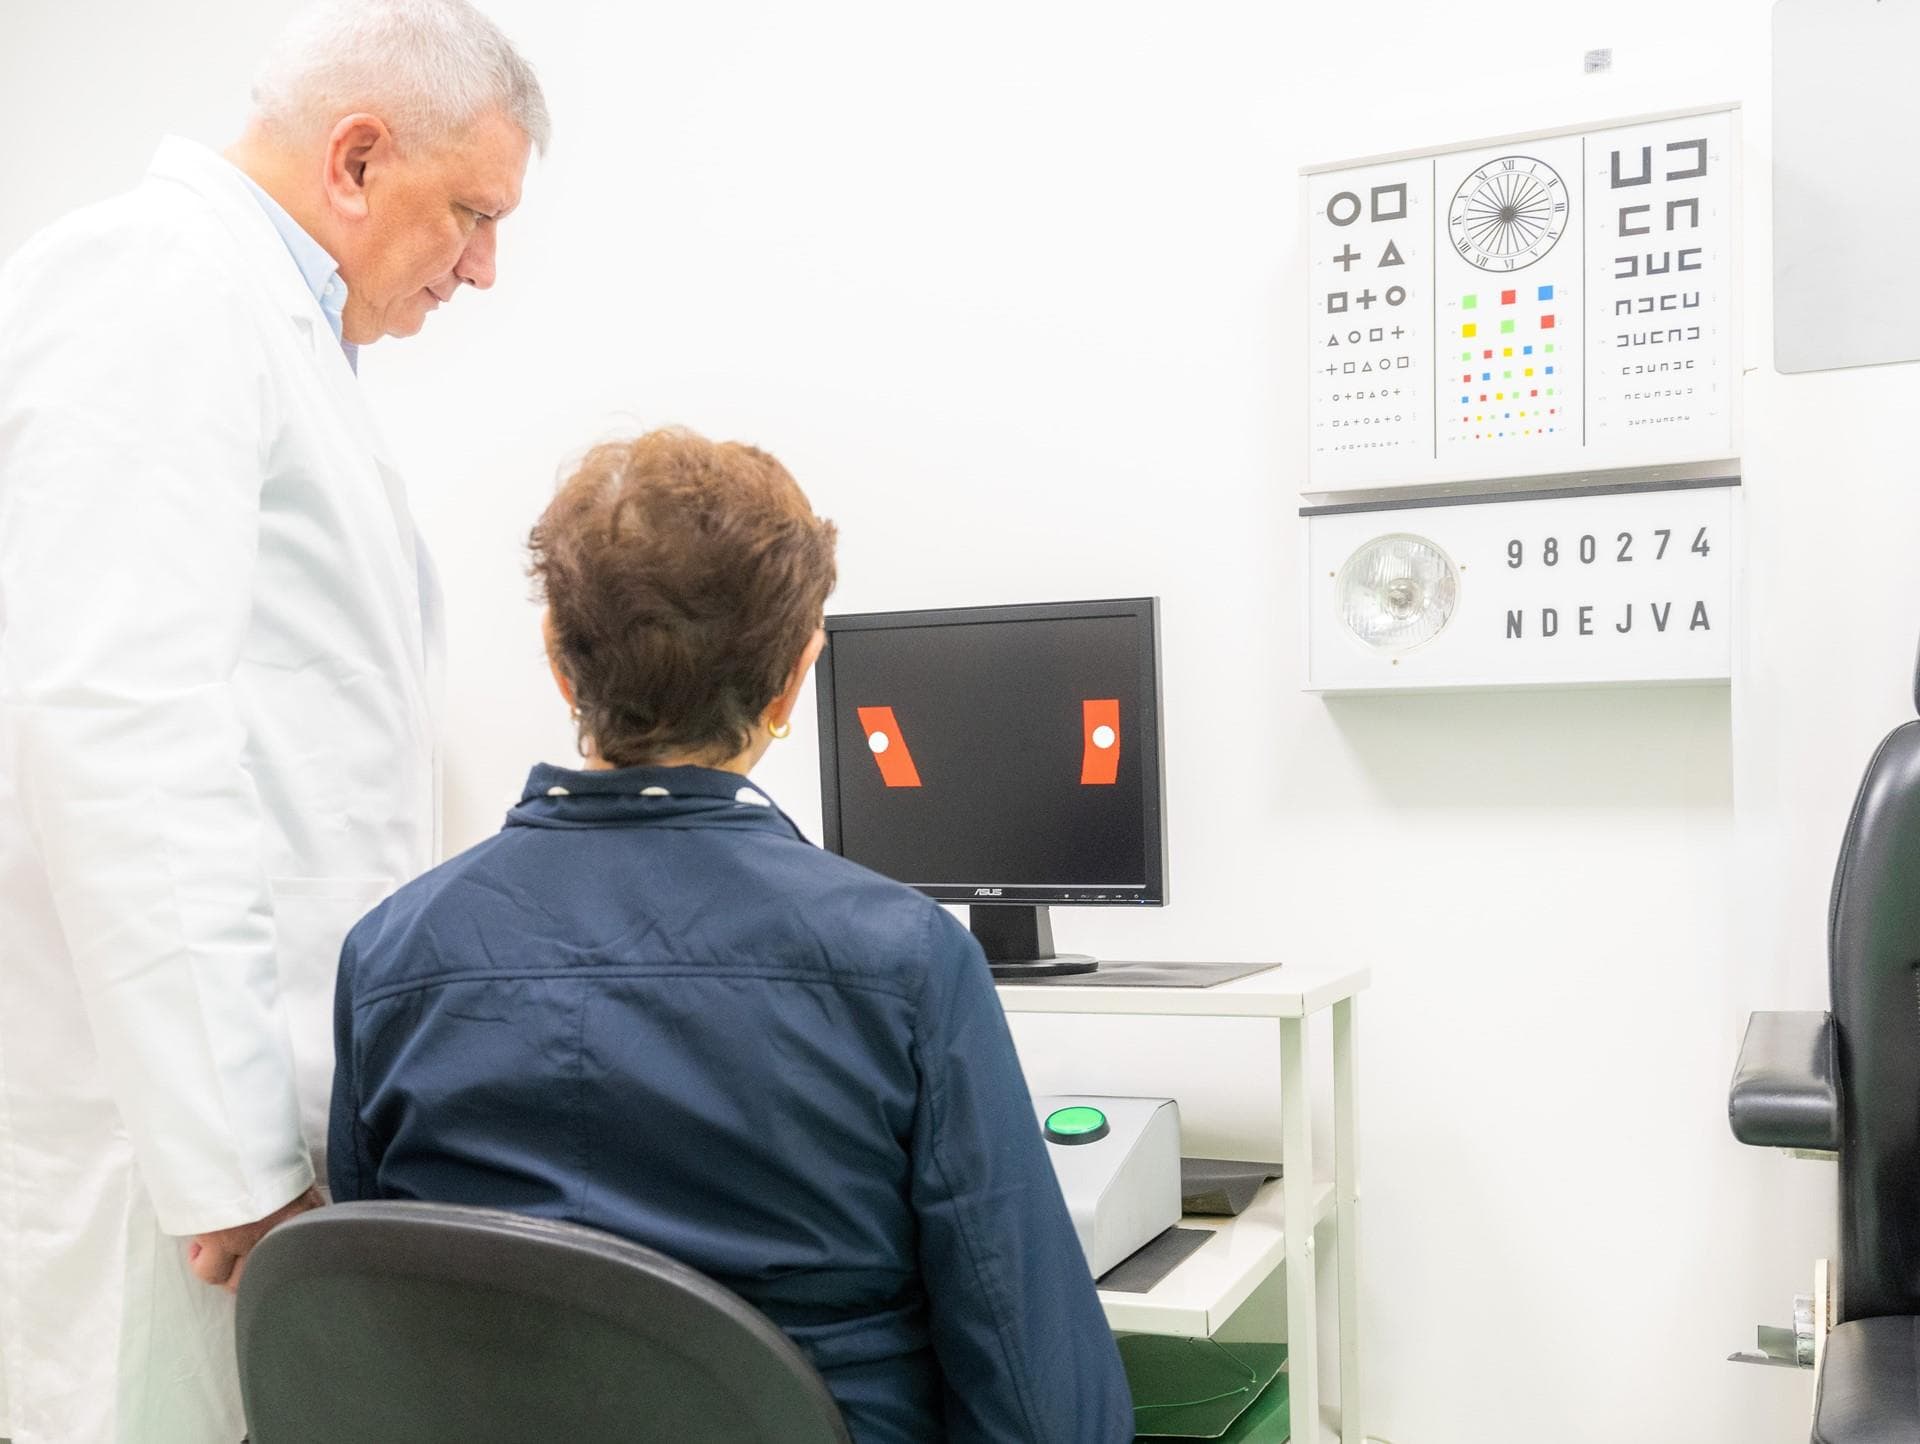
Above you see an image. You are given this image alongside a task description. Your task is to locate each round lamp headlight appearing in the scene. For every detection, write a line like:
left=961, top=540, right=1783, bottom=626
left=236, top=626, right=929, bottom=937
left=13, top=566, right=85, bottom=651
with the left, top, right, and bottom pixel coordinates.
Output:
left=1335, top=532, right=1460, bottom=653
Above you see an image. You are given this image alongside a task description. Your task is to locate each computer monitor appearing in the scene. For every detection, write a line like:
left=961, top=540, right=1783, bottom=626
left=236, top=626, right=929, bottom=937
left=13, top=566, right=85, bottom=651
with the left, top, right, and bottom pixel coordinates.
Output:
left=814, top=597, right=1167, bottom=979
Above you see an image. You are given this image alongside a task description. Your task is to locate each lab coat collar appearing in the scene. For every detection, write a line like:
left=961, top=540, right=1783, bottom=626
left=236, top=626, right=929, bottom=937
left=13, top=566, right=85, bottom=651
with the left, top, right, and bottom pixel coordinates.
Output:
left=509, top=762, right=809, bottom=840
left=145, top=136, right=429, bottom=732
left=147, top=137, right=339, bottom=340
left=145, top=136, right=399, bottom=444
left=231, top=168, right=351, bottom=346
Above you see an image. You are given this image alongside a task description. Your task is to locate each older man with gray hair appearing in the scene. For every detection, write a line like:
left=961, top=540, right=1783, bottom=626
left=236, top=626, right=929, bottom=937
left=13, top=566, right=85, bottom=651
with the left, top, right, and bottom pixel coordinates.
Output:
left=0, top=3, right=547, bottom=1439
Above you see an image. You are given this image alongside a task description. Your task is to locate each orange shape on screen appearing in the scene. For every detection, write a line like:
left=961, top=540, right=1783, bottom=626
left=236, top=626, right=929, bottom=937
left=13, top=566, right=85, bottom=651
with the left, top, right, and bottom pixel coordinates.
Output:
left=856, top=706, right=922, bottom=788
left=1081, top=699, right=1121, bottom=785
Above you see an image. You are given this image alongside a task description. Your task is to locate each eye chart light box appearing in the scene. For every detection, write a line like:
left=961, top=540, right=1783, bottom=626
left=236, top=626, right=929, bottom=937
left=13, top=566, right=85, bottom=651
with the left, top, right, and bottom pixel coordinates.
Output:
left=1304, top=106, right=1740, bottom=496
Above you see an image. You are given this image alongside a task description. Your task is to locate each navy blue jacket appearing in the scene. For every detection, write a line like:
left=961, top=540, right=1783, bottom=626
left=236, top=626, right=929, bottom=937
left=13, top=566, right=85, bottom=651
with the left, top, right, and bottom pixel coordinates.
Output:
left=329, top=763, right=1133, bottom=1443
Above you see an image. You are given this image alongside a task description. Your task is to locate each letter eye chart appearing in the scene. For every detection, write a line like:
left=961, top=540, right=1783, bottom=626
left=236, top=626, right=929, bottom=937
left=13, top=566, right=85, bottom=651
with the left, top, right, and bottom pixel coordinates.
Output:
left=1306, top=107, right=1738, bottom=495
left=1303, top=482, right=1735, bottom=692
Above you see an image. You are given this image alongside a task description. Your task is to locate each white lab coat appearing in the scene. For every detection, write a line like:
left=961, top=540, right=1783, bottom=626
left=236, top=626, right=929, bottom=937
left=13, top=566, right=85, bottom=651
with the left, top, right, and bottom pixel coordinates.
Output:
left=0, top=138, right=441, bottom=1444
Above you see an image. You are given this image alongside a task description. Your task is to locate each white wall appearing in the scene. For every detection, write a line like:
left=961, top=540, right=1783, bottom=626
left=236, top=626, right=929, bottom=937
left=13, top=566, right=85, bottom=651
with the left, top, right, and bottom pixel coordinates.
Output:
left=8, top=1, right=1905, bottom=1439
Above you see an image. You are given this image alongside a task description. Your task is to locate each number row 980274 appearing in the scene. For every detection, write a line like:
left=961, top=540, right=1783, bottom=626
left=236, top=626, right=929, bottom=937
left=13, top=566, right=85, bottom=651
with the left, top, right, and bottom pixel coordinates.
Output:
left=1506, top=527, right=1711, bottom=569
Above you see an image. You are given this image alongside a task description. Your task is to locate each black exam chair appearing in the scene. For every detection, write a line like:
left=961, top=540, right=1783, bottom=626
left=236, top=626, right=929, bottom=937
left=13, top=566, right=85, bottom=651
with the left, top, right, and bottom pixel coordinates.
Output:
left=1729, top=646, right=1920, bottom=1444
left=235, top=1200, right=852, bottom=1444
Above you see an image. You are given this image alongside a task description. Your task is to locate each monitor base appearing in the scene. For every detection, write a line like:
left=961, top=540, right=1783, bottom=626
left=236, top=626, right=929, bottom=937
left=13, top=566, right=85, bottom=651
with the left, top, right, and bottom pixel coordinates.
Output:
left=970, top=904, right=1099, bottom=979
left=989, top=954, right=1098, bottom=981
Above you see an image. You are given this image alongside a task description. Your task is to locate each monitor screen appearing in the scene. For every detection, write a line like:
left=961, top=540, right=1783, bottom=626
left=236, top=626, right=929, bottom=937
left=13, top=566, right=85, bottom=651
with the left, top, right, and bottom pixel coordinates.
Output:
left=815, top=598, right=1166, bottom=905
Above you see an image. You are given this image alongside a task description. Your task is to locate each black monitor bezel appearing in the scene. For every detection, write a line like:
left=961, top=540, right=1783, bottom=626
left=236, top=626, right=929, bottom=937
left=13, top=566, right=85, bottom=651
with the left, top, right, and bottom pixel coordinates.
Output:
left=814, top=596, right=1168, bottom=907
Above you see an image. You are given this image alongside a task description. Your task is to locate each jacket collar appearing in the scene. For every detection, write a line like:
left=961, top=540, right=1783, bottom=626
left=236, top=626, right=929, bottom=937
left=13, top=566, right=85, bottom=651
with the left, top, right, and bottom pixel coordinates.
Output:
left=509, top=763, right=810, bottom=841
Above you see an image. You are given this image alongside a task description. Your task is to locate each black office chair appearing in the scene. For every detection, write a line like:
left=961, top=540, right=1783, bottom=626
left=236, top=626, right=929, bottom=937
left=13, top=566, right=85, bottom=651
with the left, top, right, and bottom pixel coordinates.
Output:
left=235, top=1201, right=852, bottom=1444
left=1729, top=642, right=1920, bottom=1443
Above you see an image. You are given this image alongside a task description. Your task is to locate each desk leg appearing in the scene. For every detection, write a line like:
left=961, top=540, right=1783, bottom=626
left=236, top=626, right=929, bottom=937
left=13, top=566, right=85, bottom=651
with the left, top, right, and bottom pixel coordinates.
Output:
left=1333, top=997, right=1361, bottom=1444
left=1279, top=1015, right=1320, bottom=1442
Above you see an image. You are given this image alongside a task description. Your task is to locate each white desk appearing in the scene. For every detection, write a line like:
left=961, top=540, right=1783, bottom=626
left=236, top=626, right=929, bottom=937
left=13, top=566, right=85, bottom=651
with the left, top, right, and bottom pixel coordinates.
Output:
left=998, top=964, right=1368, bottom=1444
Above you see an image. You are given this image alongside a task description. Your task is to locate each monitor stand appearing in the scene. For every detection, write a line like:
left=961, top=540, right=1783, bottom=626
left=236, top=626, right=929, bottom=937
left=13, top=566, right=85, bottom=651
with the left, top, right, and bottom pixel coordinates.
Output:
left=971, top=905, right=1098, bottom=980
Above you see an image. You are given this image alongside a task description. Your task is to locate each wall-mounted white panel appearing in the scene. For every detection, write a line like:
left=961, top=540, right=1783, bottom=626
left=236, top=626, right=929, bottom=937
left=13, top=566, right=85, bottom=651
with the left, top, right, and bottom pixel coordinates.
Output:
left=1304, top=483, right=1736, bottom=692
left=1775, top=0, right=1920, bottom=373
left=1306, top=108, right=1739, bottom=495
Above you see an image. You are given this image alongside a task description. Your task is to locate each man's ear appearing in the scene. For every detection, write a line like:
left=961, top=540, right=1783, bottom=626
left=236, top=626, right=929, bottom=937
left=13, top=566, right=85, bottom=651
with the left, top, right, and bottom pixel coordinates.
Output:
left=321, top=114, right=392, bottom=222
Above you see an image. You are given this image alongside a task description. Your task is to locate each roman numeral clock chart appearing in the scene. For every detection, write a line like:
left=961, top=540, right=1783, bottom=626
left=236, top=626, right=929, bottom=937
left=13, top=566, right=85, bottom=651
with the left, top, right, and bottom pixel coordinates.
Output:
left=1300, top=107, right=1742, bottom=692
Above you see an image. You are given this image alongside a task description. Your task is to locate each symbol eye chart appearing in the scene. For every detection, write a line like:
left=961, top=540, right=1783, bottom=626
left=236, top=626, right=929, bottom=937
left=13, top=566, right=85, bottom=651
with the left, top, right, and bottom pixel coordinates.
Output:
left=1309, top=163, right=1431, bottom=473
left=1306, top=108, right=1738, bottom=493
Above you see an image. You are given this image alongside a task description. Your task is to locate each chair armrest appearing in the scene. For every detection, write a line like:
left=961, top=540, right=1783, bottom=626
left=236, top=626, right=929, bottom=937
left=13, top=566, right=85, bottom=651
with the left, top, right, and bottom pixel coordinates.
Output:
left=1729, top=1011, right=1839, bottom=1150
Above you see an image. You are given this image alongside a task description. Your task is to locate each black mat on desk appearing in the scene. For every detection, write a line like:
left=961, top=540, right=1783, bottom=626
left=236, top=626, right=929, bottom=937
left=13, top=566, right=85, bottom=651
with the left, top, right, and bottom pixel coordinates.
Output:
left=1001, top=959, right=1278, bottom=989
left=1181, top=1159, right=1282, bottom=1217
left=1095, top=1226, right=1213, bottom=1293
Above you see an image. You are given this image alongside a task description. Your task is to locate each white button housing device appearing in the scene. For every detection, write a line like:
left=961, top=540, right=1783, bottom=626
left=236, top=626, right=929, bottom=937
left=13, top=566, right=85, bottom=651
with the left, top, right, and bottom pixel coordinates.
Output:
left=1033, top=1093, right=1181, bottom=1278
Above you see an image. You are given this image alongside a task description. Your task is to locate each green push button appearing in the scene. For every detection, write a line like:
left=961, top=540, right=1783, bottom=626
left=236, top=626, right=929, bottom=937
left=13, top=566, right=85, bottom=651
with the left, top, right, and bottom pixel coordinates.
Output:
left=1043, top=1105, right=1109, bottom=1145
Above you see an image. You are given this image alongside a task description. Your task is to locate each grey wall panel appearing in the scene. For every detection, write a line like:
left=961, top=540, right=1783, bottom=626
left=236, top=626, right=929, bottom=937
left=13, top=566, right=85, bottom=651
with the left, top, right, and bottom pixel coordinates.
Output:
left=1775, top=0, right=1920, bottom=373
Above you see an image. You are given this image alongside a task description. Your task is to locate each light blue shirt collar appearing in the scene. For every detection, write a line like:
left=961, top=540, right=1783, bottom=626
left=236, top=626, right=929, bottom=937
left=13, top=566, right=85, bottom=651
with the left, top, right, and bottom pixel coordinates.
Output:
left=233, top=168, right=356, bottom=368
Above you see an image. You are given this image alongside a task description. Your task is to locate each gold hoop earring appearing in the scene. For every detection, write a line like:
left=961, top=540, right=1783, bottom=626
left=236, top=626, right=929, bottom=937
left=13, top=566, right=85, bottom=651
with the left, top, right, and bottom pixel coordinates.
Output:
left=768, top=719, right=792, bottom=740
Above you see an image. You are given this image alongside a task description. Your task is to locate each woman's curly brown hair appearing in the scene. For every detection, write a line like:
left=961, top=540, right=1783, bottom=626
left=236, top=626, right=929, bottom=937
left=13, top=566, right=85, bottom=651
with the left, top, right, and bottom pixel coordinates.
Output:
left=529, top=428, right=838, bottom=767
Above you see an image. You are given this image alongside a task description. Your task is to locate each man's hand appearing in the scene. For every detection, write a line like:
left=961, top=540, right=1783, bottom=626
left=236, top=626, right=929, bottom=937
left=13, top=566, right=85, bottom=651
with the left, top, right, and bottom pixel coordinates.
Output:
left=186, top=1185, right=324, bottom=1294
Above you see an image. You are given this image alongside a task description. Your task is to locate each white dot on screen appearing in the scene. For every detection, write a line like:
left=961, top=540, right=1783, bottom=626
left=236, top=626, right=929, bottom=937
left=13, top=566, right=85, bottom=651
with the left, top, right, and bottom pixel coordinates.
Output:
left=1092, top=725, right=1116, bottom=749
left=868, top=731, right=890, bottom=754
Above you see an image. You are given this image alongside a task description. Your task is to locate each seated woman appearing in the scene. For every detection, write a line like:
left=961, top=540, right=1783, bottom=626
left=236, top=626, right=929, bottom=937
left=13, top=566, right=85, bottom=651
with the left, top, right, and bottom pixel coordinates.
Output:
left=327, top=429, right=1133, bottom=1442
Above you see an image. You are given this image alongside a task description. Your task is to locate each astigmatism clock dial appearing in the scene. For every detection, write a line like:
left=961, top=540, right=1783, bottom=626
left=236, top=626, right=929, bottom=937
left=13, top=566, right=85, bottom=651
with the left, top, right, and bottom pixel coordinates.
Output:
left=1448, top=156, right=1567, bottom=272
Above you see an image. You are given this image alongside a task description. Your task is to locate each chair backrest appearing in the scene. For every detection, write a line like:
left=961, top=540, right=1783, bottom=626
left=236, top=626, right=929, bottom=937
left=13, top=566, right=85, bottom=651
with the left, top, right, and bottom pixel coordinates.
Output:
left=1829, top=689, right=1920, bottom=1323
left=235, top=1200, right=852, bottom=1444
